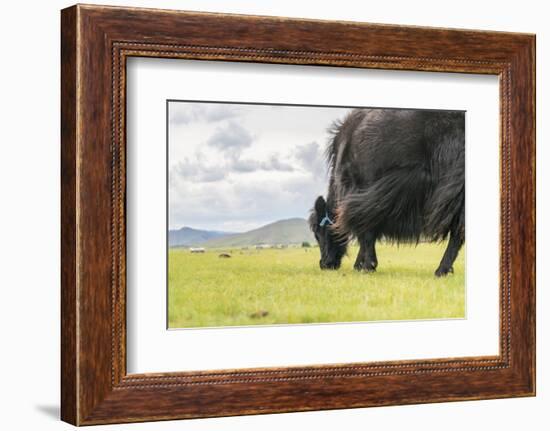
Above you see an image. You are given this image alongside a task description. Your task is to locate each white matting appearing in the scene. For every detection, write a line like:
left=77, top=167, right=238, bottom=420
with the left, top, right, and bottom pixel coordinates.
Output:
left=126, top=57, right=500, bottom=373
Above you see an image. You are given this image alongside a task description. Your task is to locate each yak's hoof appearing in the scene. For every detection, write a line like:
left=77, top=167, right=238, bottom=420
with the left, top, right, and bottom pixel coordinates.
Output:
left=435, top=266, right=454, bottom=277
left=354, top=261, right=377, bottom=272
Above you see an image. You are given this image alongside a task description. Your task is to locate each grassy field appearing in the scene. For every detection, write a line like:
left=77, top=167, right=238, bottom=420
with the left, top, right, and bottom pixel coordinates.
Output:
left=168, top=243, right=465, bottom=328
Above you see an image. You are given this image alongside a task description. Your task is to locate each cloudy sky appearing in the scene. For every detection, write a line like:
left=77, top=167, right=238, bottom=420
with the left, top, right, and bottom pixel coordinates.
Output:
left=168, top=101, right=351, bottom=232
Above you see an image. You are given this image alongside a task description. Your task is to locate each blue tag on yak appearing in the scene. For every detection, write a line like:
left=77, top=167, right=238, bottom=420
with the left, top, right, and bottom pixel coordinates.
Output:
left=319, top=212, right=334, bottom=227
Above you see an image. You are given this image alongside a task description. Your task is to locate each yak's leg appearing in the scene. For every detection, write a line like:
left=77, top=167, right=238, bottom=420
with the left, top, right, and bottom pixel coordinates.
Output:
left=354, top=232, right=378, bottom=272
left=435, top=229, right=464, bottom=277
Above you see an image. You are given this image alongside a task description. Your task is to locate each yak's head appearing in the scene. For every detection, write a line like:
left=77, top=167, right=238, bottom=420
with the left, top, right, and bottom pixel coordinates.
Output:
left=309, top=196, right=347, bottom=270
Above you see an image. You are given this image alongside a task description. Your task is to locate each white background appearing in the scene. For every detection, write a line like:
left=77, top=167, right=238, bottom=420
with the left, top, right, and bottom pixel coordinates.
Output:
left=0, top=0, right=547, bottom=430
left=127, top=59, right=499, bottom=373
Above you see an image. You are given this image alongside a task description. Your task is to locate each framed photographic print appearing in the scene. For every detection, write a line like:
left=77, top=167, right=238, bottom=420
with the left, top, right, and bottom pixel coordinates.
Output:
left=61, top=4, right=535, bottom=425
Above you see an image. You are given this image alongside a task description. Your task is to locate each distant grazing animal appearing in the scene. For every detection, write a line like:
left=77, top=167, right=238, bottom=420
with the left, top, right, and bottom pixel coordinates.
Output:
left=309, top=108, right=465, bottom=277
left=218, top=253, right=231, bottom=258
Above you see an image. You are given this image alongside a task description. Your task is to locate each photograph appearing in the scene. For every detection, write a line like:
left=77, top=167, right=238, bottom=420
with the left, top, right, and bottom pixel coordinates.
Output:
left=53, top=2, right=536, bottom=426
left=167, top=101, right=466, bottom=328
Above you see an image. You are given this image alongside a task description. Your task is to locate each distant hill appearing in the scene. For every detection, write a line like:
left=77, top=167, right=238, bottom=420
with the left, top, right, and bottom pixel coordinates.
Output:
left=168, top=227, right=233, bottom=247
left=199, top=218, right=314, bottom=248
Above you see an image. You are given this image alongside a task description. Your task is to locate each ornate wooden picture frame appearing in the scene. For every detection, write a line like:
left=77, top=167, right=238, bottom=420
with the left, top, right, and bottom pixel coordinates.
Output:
left=61, top=4, right=535, bottom=425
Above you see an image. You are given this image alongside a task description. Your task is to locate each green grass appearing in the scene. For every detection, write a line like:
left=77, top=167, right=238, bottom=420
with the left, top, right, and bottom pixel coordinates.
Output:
left=168, top=243, right=465, bottom=328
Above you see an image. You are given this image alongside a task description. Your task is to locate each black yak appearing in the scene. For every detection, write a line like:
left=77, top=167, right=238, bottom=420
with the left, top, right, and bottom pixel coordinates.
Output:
left=309, top=108, right=465, bottom=277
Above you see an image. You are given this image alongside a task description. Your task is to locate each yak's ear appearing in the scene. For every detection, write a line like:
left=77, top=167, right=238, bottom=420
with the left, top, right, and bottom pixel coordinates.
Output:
left=314, top=196, right=327, bottom=220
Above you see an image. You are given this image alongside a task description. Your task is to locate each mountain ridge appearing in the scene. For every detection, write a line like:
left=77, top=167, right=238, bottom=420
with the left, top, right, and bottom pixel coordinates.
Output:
left=168, top=218, right=314, bottom=248
left=168, top=226, right=233, bottom=247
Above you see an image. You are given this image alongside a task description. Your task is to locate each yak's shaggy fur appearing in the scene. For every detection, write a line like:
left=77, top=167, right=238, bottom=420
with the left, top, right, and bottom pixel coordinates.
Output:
left=309, top=108, right=465, bottom=276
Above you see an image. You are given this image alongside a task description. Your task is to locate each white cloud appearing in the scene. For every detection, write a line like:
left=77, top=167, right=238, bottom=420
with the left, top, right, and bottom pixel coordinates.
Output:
left=294, top=141, right=327, bottom=178
left=168, top=102, right=350, bottom=231
left=206, top=121, right=253, bottom=158
left=169, top=103, right=241, bottom=125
